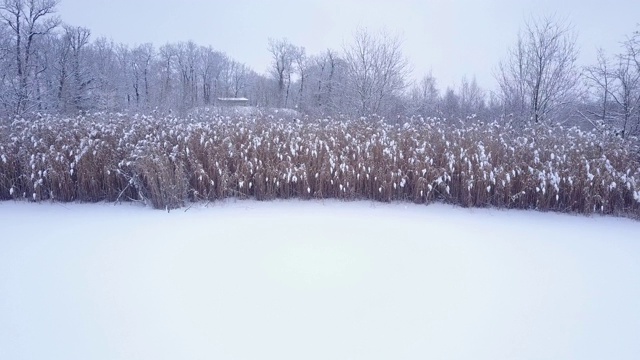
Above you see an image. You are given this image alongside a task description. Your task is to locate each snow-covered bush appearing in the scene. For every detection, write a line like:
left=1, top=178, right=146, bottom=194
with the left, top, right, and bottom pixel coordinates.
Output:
left=1, top=112, right=639, bottom=217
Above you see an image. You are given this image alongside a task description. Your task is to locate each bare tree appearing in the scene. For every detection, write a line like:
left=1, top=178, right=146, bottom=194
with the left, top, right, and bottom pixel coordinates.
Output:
left=268, top=38, right=298, bottom=108
left=64, top=25, right=91, bottom=111
left=609, top=52, right=640, bottom=137
left=293, top=46, right=307, bottom=110
left=229, top=60, right=248, bottom=98
left=175, top=41, right=198, bottom=111
left=314, top=50, right=336, bottom=110
left=157, top=43, right=176, bottom=108
left=114, top=44, right=133, bottom=106
left=627, top=28, right=640, bottom=73
left=409, top=72, right=439, bottom=118
left=584, top=49, right=613, bottom=123
left=131, top=43, right=154, bottom=108
left=305, top=49, right=348, bottom=115
left=584, top=30, right=640, bottom=138
left=459, top=76, right=485, bottom=117
left=343, top=28, right=410, bottom=117
left=441, top=87, right=460, bottom=120
left=0, top=24, right=12, bottom=111
left=496, top=15, right=580, bottom=124
left=622, top=29, right=640, bottom=136
left=246, top=71, right=276, bottom=107
left=88, top=37, right=120, bottom=110
left=0, top=0, right=60, bottom=114
left=52, top=28, right=69, bottom=109
left=199, top=46, right=226, bottom=105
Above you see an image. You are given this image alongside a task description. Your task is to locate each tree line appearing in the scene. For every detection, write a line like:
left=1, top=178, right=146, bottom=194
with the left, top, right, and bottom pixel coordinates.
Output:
left=0, top=0, right=268, bottom=115
left=1, top=0, right=639, bottom=138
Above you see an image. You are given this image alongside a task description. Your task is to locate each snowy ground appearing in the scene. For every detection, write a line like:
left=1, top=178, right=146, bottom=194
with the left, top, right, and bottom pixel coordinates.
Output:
left=1, top=200, right=639, bottom=360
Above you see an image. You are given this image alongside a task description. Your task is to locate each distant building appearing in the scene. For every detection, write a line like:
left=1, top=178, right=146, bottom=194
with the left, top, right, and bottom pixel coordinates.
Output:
left=217, top=97, right=249, bottom=107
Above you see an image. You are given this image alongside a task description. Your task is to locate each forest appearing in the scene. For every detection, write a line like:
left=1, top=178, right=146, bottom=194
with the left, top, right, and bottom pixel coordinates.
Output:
left=0, top=0, right=637, bottom=128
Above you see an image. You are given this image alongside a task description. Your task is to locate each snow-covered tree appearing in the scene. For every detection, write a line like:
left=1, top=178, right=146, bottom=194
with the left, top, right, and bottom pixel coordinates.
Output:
left=459, top=76, right=485, bottom=117
left=343, top=28, right=410, bottom=117
left=496, top=15, right=580, bottom=124
left=0, top=0, right=60, bottom=114
left=268, top=38, right=299, bottom=108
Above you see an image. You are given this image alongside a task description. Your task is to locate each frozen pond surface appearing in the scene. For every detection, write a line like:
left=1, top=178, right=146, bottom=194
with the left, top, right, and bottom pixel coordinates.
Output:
left=1, top=200, right=639, bottom=360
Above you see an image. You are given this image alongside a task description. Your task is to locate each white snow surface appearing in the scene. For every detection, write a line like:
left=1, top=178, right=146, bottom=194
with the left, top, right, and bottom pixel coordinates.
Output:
left=1, top=200, right=639, bottom=360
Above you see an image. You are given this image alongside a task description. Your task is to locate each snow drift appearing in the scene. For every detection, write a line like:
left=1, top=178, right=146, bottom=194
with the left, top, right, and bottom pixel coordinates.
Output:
left=1, top=200, right=639, bottom=360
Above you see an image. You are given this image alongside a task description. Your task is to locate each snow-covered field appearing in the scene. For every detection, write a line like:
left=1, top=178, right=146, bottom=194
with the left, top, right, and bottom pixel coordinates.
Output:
left=1, top=200, right=639, bottom=360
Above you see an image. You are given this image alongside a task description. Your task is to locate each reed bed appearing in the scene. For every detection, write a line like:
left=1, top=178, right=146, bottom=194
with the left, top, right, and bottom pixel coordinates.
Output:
left=1, top=112, right=639, bottom=218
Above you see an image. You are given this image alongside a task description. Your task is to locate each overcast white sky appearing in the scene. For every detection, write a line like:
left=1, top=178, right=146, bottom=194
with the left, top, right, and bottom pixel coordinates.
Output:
left=57, top=0, right=639, bottom=91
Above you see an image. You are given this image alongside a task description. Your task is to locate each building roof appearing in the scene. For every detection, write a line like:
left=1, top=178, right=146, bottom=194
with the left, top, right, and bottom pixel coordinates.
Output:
left=217, top=97, right=249, bottom=101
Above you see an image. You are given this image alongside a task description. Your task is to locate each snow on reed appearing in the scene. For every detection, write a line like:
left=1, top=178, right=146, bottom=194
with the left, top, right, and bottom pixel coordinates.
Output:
left=1, top=112, right=639, bottom=217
